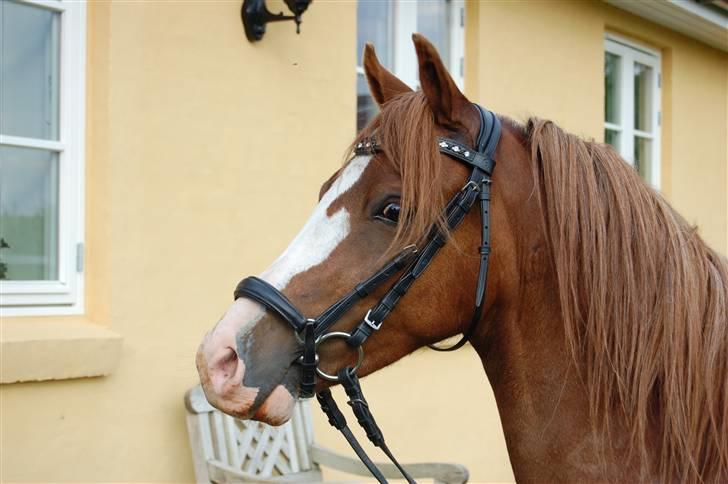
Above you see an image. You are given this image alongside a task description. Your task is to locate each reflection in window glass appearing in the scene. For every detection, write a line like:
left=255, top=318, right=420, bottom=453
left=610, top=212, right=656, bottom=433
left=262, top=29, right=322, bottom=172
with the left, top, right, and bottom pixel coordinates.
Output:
left=0, top=146, right=59, bottom=280
left=634, top=137, right=651, bottom=181
left=605, top=129, right=620, bottom=151
left=604, top=52, right=620, bottom=126
left=356, top=0, right=393, bottom=68
left=0, top=1, right=60, bottom=140
left=417, top=1, right=451, bottom=70
left=357, top=75, right=379, bottom=133
left=634, top=62, right=652, bottom=132
left=356, top=0, right=393, bottom=132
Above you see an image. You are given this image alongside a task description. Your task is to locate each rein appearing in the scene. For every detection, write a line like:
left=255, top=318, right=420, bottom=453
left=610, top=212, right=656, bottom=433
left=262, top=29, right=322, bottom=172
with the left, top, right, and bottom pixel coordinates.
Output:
left=233, top=104, right=500, bottom=483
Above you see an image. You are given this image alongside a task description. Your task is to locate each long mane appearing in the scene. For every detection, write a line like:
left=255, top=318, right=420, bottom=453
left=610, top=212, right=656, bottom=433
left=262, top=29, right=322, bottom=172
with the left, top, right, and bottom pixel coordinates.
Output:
left=528, top=118, right=728, bottom=482
left=352, top=93, right=728, bottom=481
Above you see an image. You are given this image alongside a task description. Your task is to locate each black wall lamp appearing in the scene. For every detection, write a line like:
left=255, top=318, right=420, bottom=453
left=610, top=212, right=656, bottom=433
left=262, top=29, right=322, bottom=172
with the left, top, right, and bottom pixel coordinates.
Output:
left=241, top=0, right=313, bottom=42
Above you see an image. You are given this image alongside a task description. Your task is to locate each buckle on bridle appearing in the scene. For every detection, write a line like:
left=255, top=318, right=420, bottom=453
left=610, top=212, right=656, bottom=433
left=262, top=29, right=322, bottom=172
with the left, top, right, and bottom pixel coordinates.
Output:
left=363, top=309, right=382, bottom=331
left=402, top=243, right=418, bottom=255
left=461, top=180, right=480, bottom=193
left=294, top=318, right=317, bottom=344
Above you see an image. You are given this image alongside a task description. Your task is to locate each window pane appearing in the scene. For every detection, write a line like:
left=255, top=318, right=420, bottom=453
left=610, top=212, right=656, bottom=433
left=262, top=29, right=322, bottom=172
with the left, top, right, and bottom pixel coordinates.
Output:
left=356, top=0, right=393, bottom=68
left=605, top=129, right=620, bottom=151
left=634, top=136, right=652, bottom=181
left=0, top=146, right=59, bottom=280
left=356, top=0, right=392, bottom=131
left=604, top=52, right=620, bottom=125
left=417, top=1, right=451, bottom=69
left=0, top=1, right=60, bottom=140
left=357, top=74, right=379, bottom=131
left=634, top=62, right=653, bottom=132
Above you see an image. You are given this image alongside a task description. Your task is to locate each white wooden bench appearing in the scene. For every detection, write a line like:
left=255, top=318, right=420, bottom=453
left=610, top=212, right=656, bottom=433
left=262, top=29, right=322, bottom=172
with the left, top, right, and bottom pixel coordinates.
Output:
left=185, top=385, right=469, bottom=483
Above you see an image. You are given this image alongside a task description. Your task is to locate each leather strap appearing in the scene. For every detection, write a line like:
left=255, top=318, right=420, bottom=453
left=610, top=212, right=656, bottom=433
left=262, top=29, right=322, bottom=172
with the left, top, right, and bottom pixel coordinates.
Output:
left=475, top=104, right=501, bottom=156
left=338, top=369, right=416, bottom=484
left=313, top=245, right=418, bottom=338
left=316, top=389, right=388, bottom=483
left=233, top=245, right=416, bottom=336
left=436, top=137, right=494, bottom=174
left=476, top=179, right=492, bottom=307
left=235, top=248, right=417, bottom=398
left=299, top=320, right=317, bottom=398
left=429, top=105, right=499, bottom=351
left=347, top=175, right=482, bottom=347
left=234, top=277, right=307, bottom=331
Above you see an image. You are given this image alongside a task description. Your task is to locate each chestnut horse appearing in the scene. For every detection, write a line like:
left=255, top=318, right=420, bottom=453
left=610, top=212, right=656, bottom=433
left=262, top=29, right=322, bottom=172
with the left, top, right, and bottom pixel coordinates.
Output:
left=197, top=35, right=728, bottom=482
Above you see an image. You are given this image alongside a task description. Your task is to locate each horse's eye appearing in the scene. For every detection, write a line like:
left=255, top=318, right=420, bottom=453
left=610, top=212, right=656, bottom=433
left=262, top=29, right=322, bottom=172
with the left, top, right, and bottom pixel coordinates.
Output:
left=376, top=202, right=401, bottom=225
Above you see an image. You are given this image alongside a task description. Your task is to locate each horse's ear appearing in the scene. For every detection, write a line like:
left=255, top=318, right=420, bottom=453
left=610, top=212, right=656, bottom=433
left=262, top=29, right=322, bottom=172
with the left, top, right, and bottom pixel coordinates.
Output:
left=412, top=33, right=471, bottom=127
left=363, top=43, right=412, bottom=106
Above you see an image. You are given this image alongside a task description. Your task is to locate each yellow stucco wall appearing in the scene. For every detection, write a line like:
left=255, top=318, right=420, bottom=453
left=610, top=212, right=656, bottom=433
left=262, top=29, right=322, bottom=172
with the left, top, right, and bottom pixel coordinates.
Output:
left=468, top=0, right=728, bottom=254
left=3, top=1, right=362, bottom=481
left=1, top=1, right=726, bottom=483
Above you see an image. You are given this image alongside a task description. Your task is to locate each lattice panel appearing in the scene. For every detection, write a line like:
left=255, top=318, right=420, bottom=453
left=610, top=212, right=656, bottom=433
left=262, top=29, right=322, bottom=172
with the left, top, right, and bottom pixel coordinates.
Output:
left=205, top=401, right=314, bottom=478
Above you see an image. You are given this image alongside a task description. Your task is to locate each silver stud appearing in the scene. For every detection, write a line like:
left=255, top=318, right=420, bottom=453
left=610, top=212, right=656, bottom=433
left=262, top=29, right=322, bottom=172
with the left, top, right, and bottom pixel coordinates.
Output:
left=439, top=141, right=448, bottom=148
left=465, top=151, right=470, bottom=157
left=452, top=146, right=460, bottom=152
left=357, top=143, right=363, bottom=148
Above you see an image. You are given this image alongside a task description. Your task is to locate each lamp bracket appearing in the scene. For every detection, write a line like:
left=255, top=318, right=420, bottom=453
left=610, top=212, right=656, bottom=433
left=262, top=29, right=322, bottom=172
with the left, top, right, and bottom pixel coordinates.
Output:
left=241, top=0, right=311, bottom=42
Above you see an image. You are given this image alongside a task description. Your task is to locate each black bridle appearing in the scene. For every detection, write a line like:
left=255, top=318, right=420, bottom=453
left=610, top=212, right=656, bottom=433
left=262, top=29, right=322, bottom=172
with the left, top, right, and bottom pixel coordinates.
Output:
left=233, top=104, right=500, bottom=483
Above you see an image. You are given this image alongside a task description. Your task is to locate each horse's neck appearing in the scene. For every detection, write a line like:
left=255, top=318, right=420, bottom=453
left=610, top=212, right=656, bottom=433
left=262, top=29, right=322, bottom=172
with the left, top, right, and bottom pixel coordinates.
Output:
left=467, top=126, right=646, bottom=481
left=473, top=273, right=638, bottom=482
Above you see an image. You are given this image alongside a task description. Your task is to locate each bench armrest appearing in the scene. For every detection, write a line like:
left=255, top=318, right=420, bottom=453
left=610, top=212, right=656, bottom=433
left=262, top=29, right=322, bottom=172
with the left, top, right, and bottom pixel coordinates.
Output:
left=207, top=459, right=323, bottom=483
left=309, top=444, right=469, bottom=484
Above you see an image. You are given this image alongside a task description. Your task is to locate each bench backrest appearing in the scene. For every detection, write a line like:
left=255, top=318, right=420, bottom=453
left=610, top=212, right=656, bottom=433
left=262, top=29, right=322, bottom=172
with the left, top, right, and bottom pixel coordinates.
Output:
left=185, top=386, right=318, bottom=482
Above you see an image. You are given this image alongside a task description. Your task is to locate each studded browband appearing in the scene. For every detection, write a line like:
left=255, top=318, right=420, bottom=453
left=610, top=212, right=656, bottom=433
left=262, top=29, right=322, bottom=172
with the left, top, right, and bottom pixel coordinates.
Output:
left=233, top=104, right=500, bottom=483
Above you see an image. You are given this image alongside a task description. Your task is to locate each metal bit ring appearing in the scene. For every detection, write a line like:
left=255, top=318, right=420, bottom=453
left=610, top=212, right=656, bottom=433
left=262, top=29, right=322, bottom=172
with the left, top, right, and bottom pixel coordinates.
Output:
left=314, top=331, right=365, bottom=381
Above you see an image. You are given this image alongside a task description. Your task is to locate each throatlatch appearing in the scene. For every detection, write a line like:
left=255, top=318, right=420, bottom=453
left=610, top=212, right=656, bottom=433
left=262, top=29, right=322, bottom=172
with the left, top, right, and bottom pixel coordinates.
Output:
left=233, top=104, right=501, bottom=483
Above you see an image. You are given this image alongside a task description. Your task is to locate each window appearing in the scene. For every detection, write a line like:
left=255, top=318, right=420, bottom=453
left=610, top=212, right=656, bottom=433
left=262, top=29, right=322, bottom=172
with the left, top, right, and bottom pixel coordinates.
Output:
left=356, top=0, right=465, bottom=131
left=604, top=35, right=661, bottom=187
left=0, top=0, right=86, bottom=315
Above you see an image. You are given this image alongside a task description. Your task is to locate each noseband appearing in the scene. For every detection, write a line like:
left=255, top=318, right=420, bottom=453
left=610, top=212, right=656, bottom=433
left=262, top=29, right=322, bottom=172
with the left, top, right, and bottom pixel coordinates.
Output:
left=233, top=104, right=500, bottom=483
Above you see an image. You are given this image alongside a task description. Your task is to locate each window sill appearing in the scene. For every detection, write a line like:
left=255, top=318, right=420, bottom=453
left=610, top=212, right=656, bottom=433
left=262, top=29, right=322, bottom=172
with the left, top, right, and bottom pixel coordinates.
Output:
left=0, top=317, right=123, bottom=384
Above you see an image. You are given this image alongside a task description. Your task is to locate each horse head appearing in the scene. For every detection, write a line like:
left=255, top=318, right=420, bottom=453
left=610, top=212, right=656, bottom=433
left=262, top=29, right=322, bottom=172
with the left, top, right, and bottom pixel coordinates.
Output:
left=195, top=34, right=530, bottom=425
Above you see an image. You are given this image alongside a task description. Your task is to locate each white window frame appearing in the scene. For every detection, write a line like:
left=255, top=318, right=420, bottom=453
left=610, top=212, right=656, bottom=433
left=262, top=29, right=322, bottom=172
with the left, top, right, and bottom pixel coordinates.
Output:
left=0, top=0, right=86, bottom=316
left=356, top=0, right=465, bottom=91
left=604, top=33, right=662, bottom=188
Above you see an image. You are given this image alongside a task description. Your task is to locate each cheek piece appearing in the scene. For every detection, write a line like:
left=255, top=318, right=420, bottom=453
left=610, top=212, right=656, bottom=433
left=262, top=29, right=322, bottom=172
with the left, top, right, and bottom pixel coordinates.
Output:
left=233, top=104, right=501, bottom=483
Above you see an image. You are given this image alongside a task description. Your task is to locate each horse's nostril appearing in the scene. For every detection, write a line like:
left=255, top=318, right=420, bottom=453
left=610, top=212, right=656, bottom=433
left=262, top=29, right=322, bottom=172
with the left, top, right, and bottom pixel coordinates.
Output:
left=218, top=347, right=237, bottom=374
left=209, top=346, right=240, bottom=391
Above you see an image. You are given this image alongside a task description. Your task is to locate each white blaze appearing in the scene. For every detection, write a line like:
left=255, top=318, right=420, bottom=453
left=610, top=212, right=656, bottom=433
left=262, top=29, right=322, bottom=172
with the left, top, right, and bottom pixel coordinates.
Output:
left=260, top=155, right=372, bottom=290
left=202, top=155, right=372, bottom=423
left=212, top=155, right=372, bottom=342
